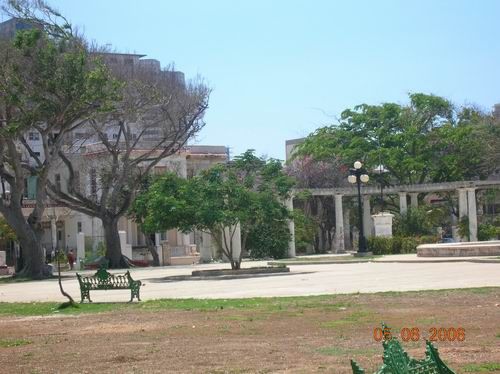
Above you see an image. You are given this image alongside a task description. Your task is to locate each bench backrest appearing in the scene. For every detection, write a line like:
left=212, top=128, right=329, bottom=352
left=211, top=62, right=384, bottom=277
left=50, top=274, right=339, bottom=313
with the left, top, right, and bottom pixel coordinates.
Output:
left=77, top=267, right=133, bottom=287
left=351, top=325, right=456, bottom=374
left=380, top=339, right=441, bottom=373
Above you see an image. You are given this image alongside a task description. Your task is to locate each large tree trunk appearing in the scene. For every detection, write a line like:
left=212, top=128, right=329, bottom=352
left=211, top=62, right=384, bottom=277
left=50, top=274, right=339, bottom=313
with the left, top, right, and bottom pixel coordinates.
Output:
left=2, top=208, right=45, bottom=279
left=16, top=229, right=44, bottom=279
left=102, top=217, right=128, bottom=268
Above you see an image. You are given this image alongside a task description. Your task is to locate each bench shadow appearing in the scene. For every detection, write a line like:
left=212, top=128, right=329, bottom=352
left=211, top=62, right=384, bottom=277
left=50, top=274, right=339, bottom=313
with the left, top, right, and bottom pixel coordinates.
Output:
left=146, top=271, right=314, bottom=283
left=77, top=301, right=139, bottom=305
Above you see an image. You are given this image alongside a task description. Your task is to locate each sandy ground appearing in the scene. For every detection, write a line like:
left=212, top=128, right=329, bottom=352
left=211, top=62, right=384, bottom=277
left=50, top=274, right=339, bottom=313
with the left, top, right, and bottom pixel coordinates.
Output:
left=0, top=289, right=499, bottom=373
left=1, top=260, right=500, bottom=302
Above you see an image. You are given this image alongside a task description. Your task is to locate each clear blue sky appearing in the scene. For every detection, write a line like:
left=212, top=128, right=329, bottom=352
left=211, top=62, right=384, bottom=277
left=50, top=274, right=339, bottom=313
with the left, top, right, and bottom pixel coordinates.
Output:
left=7, top=0, right=500, bottom=160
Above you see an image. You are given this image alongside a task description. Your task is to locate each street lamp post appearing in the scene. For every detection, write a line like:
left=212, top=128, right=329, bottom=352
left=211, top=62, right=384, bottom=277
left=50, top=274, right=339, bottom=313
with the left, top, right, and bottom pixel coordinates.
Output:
left=348, top=161, right=371, bottom=256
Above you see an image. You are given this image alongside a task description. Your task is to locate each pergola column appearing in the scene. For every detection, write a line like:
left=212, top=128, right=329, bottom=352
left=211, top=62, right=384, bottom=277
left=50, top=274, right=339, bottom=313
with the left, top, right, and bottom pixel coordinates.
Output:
left=457, top=188, right=468, bottom=219
left=334, top=194, right=345, bottom=253
left=343, top=207, right=351, bottom=250
left=410, top=193, right=418, bottom=208
left=50, top=218, right=57, bottom=251
left=466, top=188, right=478, bottom=242
left=398, top=192, right=408, bottom=214
left=285, top=197, right=296, bottom=257
left=362, top=195, right=373, bottom=238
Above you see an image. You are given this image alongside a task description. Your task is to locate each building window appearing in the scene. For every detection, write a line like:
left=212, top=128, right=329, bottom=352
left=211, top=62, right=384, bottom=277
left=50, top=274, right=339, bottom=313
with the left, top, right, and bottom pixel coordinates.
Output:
left=34, top=152, right=40, bottom=157
left=55, top=174, right=61, bottom=191
left=77, top=222, right=82, bottom=233
left=112, top=133, right=119, bottom=139
left=28, top=132, right=40, bottom=141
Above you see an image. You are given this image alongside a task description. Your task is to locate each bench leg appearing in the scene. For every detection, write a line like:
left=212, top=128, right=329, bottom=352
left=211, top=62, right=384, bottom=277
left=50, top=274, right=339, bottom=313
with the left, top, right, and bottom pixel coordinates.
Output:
left=130, top=285, right=141, bottom=302
left=80, top=289, right=92, bottom=303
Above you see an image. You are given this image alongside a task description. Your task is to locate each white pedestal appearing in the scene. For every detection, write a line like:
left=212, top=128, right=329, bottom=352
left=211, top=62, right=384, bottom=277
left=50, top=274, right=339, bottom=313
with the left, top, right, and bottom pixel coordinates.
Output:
left=119, top=230, right=132, bottom=259
left=76, top=232, right=85, bottom=270
left=372, top=212, right=394, bottom=238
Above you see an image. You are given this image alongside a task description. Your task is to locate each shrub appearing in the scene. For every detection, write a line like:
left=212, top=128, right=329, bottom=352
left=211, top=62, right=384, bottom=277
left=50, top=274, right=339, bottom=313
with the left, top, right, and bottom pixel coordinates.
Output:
left=367, top=235, right=439, bottom=255
left=478, top=223, right=500, bottom=241
left=394, top=206, right=446, bottom=236
left=366, top=237, right=393, bottom=255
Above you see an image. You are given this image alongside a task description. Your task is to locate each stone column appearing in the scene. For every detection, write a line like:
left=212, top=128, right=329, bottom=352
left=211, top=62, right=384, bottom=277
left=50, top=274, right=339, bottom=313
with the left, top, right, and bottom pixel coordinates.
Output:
left=183, top=233, right=191, bottom=246
left=127, top=219, right=133, bottom=246
left=467, top=188, right=478, bottom=242
left=410, top=193, right=418, bottom=208
left=362, top=195, right=373, bottom=238
left=458, top=189, right=468, bottom=219
left=285, top=198, right=296, bottom=257
left=176, top=230, right=184, bottom=246
left=119, top=230, right=132, bottom=259
left=155, top=232, right=162, bottom=265
left=51, top=218, right=57, bottom=250
left=343, top=207, right=351, bottom=250
left=223, top=223, right=241, bottom=263
left=398, top=192, right=408, bottom=214
left=200, top=231, right=213, bottom=262
left=76, top=232, right=85, bottom=270
left=334, top=194, right=345, bottom=253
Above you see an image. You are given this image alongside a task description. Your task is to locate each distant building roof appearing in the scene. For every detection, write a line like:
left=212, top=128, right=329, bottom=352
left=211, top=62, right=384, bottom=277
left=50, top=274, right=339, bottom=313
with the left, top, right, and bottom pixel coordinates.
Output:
left=285, top=138, right=305, bottom=146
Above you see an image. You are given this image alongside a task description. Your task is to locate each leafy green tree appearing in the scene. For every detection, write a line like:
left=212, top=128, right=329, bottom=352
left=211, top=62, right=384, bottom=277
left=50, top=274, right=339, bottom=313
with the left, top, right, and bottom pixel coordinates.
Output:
left=289, top=209, right=316, bottom=253
left=131, top=151, right=295, bottom=269
left=296, top=93, right=495, bottom=185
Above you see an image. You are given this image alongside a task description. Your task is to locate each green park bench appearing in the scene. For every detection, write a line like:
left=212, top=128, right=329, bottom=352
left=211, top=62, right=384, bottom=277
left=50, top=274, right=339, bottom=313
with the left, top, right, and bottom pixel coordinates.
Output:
left=351, top=326, right=456, bottom=374
left=76, top=266, right=142, bottom=303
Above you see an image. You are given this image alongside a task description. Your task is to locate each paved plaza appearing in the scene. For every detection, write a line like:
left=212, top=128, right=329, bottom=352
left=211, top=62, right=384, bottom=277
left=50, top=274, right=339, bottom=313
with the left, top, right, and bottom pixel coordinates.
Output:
left=1, top=257, right=499, bottom=303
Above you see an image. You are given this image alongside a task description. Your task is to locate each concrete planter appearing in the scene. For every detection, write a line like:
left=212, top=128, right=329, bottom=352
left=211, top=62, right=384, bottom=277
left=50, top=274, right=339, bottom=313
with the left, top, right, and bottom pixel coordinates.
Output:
left=192, top=266, right=289, bottom=277
left=417, top=240, right=500, bottom=257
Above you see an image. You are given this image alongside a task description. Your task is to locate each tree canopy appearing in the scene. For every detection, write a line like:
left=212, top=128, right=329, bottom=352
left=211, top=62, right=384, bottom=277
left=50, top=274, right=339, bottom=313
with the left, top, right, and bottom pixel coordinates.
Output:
left=0, top=0, right=117, bottom=278
left=295, top=93, right=496, bottom=185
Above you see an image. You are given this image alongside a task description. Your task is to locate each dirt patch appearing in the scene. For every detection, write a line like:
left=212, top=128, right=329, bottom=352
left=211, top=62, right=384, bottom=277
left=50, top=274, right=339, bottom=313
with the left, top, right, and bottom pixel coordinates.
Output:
left=0, top=290, right=499, bottom=373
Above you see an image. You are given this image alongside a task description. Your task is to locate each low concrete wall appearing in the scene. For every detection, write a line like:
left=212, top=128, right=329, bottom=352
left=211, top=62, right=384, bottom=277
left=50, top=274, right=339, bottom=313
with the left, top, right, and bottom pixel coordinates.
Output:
left=417, top=240, right=500, bottom=257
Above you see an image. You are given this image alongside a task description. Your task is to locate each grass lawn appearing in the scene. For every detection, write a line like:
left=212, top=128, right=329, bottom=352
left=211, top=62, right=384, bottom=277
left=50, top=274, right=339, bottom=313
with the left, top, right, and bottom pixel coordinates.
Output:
left=0, top=288, right=498, bottom=373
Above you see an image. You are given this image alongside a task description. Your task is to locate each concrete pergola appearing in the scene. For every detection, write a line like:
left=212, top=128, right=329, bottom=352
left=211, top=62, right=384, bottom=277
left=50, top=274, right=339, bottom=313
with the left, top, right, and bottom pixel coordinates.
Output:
left=286, top=180, right=500, bottom=256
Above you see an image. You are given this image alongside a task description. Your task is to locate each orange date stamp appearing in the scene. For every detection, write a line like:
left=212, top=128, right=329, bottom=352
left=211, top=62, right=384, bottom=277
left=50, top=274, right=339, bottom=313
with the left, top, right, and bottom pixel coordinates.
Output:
left=373, top=326, right=465, bottom=342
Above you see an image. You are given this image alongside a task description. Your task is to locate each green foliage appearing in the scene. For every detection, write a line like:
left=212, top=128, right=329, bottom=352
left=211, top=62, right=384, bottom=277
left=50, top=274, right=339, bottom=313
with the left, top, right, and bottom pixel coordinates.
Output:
left=0, top=217, right=16, bottom=242
left=393, top=206, right=444, bottom=236
left=130, top=150, right=295, bottom=266
left=367, top=235, right=438, bottom=255
left=462, top=362, right=500, bottom=372
left=0, top=338, right=32, bottom=348
left=2, top=29, right=118, bottom=136
left=295, top=93, right=496, bottom=185
left=247, top=192, right=290, bottom=259
left=292, top=209, right=316, bottom=253
left=478, top=223, right=500, bottom=241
